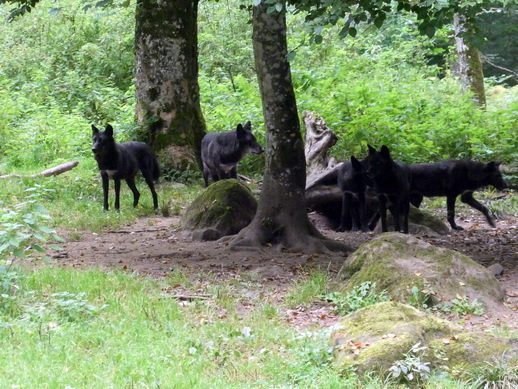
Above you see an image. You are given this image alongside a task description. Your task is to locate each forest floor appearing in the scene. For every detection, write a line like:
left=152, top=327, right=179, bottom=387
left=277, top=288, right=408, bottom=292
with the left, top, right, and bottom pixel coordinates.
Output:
left=48, top=206, right=518, bottom=332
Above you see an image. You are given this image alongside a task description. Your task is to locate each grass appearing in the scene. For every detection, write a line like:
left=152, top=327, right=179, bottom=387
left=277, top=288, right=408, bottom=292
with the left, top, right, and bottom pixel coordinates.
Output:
left=0, top=162, right=203, bottom=233
left=284, top=270, right=333, bottom=308
left=3, top=265, right=499, bottom=388
left=0, top=265, right=359, bottom=388
left=1, top=160, right=517, bottom=387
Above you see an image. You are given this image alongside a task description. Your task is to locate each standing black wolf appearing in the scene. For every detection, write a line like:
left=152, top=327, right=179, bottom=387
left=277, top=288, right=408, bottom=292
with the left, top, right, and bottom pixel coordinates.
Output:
left=337, top=156, right=371, bottom=232
left=201, top=121, right=264, bottom=187
left=367, top=145, right=412, bottom=233
left=91, top=124, right=160, bottom=211
left=410, top=160, right=508, bottom=230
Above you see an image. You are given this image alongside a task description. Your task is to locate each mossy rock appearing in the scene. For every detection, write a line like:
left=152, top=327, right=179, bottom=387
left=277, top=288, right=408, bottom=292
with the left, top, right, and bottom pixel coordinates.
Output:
left=332, top=301, right=518, bottom=375
left=341, top=233, right=504, bottom=311
left=182, top=179, right=257, bottom=237
left=373, top=206, right=450, bottom=235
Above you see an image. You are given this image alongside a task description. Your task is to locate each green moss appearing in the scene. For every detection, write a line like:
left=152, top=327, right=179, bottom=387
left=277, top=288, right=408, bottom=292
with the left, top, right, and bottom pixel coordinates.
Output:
left=341, top=233, right=503, bottom=309
left=182, top=179, right=257, bottom=236
left=332, top=302, right=518, bottom=376
left=428, top=332, right=516, bottom=369
left=332, top=302, right=453, bottom=373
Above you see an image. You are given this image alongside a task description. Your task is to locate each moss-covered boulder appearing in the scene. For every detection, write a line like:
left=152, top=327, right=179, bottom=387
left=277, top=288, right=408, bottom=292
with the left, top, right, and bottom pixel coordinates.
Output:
left=373, top=206, right=450, bottom=235
left=182, top=179, right=257, bottom=239
left=332, top=302, right=518, bottom=375
left=341, top=233, right=504, bottom=310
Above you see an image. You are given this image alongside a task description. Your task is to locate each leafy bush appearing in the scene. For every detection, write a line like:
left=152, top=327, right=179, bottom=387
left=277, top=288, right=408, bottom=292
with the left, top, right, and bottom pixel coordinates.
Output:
left=387, top=342, right=432, bottom=386
left=0, top=0, right=516, bottom=178
left=324, top=281, right=390, bottom=314
left=0, top=192, right=62, bottom=261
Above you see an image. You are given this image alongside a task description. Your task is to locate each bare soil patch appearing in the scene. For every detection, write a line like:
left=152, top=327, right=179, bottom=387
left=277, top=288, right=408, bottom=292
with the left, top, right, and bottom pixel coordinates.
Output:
left=49, top=209, right=518, bottom=330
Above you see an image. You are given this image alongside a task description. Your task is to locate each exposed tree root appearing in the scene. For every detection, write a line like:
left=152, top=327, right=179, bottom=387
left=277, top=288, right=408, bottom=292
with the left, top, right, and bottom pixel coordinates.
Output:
left=229, top=217, right=351, bottom=255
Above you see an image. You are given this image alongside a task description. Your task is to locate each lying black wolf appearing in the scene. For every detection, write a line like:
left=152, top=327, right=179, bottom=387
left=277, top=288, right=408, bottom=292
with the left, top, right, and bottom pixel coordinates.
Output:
left=409, top=160, right=508, bottom=230
left=91, top=124, right=160, bottom=211
left=367, top=145, right=412, bottom=233
left=337, top=156, right=371, bottom=232
left=201, top=121, right=264, bottom=187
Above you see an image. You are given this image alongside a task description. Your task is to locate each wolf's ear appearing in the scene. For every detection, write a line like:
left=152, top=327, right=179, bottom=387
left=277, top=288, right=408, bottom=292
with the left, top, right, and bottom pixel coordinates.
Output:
left=243, top=121, right=252, bottom=131
left=236, top=123, right=246, bottom=139
left=367, top=144, right=376, bottom=155
left=486, top=161, right=502, bottom=170
left=92, top=125, right=99, bottom=135
left=105, top=124, right=114, bottom=137
left=351, top=155, right=362, bottom=170
left=380, top=145, right=391, bottom=158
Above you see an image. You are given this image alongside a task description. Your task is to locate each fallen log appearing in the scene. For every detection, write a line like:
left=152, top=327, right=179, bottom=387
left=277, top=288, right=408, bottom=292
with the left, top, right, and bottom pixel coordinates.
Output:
left=0, top=161, right=80, bottom=179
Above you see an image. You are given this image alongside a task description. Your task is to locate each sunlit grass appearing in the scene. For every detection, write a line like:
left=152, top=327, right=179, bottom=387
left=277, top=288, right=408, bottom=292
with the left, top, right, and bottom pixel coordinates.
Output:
left=0, top=160, right=203, bottom=233
left=285, top=270, right=334, bottom=308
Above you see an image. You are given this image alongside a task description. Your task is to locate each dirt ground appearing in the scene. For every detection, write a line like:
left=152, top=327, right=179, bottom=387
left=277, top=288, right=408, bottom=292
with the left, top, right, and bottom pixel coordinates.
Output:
left=49, top=207, right=518, bottom=331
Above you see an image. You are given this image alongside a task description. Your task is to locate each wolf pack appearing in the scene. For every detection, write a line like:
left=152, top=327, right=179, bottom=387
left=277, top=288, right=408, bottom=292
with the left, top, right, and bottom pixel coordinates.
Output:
left=90, top=122, right=508, bottom=233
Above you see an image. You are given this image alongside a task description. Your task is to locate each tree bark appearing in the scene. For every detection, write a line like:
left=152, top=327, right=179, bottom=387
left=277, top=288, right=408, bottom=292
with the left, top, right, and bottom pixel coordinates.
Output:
left=135, top=0, right=206, bottom=171
left=454, top=13, right=486, bottom=107
left=230, top=2, right=349, bottom=254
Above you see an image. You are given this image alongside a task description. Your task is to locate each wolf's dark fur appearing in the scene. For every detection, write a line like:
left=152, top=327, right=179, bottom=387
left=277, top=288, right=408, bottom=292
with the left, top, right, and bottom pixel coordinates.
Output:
left=91, top=124, right=160, bottom=211
left=201, top=121, right=264, bottom=187
left=337, top=156, right=371, bottom=232
left=366, top=145, right=411, bottom=233
left=409, top=160, right=508, bottom=230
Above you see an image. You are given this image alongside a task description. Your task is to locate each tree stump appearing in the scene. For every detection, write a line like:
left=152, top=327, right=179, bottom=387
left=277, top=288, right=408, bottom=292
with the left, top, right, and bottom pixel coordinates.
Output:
left=303, top=111, right=343, bottom=225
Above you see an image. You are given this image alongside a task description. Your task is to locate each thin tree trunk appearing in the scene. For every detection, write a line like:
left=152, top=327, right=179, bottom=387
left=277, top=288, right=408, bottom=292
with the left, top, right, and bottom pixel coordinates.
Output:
left=135, top=0, right=206, bottom=170
left=454, top=13, right=486, bottom=106
left=230, top=2, right=349, bottom=254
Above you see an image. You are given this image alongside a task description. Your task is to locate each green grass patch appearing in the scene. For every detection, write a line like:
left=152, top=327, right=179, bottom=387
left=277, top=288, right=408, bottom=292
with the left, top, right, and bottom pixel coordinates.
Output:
left=0, top=162, right=203, bottom=233
left=0, top=265, right=510, bottom=387
left=285, top=270, right=334, bottom=308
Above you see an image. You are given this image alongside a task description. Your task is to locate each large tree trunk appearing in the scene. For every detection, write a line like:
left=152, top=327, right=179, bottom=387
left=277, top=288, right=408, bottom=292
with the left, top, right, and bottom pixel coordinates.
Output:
left=135, top=0, right=206, bottom=171
left=453, top=13, right=486, bottom=107
left=230, top=2, right=349, bottom=254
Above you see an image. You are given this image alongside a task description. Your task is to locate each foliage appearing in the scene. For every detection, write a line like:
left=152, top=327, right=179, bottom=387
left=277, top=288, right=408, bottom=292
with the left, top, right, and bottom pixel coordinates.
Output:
left=324, top=281, right=390, bottom=314
left=285, top=270, right=331, bottom=307
left=387, top=342, right=433, bottom=386
left=408, top=285, right=434, bottom=311
left=448, top=295, right=485, bottom=315
left=463, top=359, right=518, bottom=388
left=0, top=0, right=516, bottom=180
left=0, top=187, right=62, bottom=261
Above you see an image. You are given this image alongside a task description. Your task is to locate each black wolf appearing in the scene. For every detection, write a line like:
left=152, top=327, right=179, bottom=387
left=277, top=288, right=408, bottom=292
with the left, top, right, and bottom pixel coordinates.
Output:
left=409, top=160, right=508, bottom=230
left=91, top=124, right=160, bottom=211
left=366, top=145, right=412, bottom=233
left=201, top=121, right=264, bottom=187
left=337, top=156, right=371, bottom=232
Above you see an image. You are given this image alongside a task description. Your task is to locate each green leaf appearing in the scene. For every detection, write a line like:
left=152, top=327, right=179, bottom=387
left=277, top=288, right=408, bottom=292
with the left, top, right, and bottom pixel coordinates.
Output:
left=33, top=233, right=48, bottom=242
left=374, top=14, right=386, bottom=28
left=287, top=51, right=297, bottom=62
left=49, top=7, right=62, bottom=16
left=314, top=34, right=323, bottom=44
left=31, top=244, right=46, bottom=253
left=425, top=25, right=436, bottom=38
left=12, top=249, right=26, bottom=258
left=36, top=225, right=54, bottom=233
left=253, top=0, right=262, bottom=5
left=95, top=0, right=112, bottom=7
